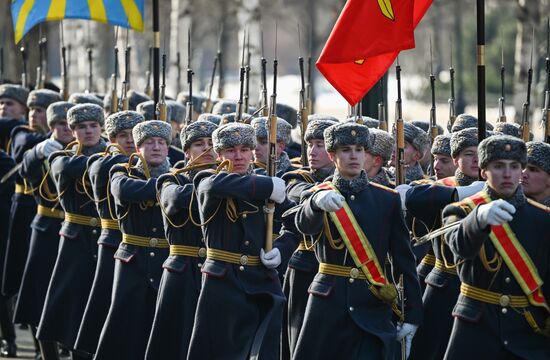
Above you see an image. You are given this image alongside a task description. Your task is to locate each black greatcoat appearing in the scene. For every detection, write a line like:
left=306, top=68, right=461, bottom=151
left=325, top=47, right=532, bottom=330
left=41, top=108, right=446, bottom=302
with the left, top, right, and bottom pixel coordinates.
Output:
left=293, top=179, right=423, bottom=360
left=187, top=170, right=297, bottom=360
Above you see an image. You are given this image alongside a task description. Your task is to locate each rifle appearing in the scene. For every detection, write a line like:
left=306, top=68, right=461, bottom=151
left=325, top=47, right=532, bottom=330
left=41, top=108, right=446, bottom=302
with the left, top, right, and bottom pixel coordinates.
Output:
left=217, top=24, right=225, bottom=99
left=264, top=24, right=278, bottom=252
left=394, top=57, right=405, bottom=185
left=110, top=29, right=119, bottom=114
left=544, top=18, right=550, bottom=144
left=243, top=31, right=251, bottom=114
left=448, top=39, right=456, bottom=129
left=498, top=42, right=506, bottom=122
left=157, top=53, right=167, bottom=121
left=378, top=79, right=388, bottom=131
left=184, top=28, right=194, bottom=126
left=144, top=46, right=153, bottom=97
left=60, top=23, right=69, bottom=100
left=86, top=47, right=93, bottom=93
left=20, top=45, right=28, bottom=89
left=306, top=27, right=313, bottom=114
left=260, top=28, right=268, bottom=116
left=39, top=31, right=48, bottom=86
left=36, top=26, right=45, bottom=89
left=298, top=24, right=309, bottom=166
left=520, top=29, right=534, bottom=142
left=429, top=39, right=437, bottom=177
left=235, top=29, right=246, bottom=123
left=120, top=31, right=131, bottom=111
left=176, top=51, right=182, bottom=95
left=205, top=26, right=222, bottom=113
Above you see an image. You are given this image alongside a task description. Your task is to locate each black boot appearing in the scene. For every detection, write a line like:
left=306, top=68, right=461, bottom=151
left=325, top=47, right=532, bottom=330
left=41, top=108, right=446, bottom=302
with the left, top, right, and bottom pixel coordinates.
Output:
left=39, top=340, right=60, bottom=360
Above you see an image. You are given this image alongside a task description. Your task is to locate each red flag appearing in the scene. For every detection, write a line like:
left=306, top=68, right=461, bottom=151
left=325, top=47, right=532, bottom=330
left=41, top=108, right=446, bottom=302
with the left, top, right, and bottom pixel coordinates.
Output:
left=317, top=0, right=433, bottom=105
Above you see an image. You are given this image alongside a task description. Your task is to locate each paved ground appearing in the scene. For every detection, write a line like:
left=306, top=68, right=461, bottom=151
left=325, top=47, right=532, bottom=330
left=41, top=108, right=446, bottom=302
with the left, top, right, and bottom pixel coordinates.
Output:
left=0, top=326, right=70, bottom=359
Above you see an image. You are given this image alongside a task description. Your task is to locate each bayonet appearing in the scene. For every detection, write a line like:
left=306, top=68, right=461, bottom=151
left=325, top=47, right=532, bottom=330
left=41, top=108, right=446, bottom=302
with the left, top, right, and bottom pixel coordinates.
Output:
left=217, top=23, right=225, bottom=99
left=184, top=27, right=194, bottom=126
left=205, top=26, right=222, bottom=113
left=20, top=45, right=28, bottom=89
left=235, top=28, right=246, bottom=122
left=157, top=52, right=167, bottom=121
left=86, top=47, right=93, bottom=93
left=448, top=36, right=456, bottom=129
left=498, top=33, right=506, bottom=122
left=260, top=27, right=268, bottom=116
left=110, top=28, right=119, bottom=113
left=298, top=23, right=309, bottom=166
left=306, top=26, right=313, bottom=114
left=145, top=46, right=153, bottom=97
left=394, top=56, right=405, bottom=185
left=176, top=51, right=182, bottom=95
left=378, top=79, right=387, bottom=131
left=429, top=38, right=437, bottom=177
left=60, top=23, right=68, bottom=100
left=520, top=28, right=534, bottom=142
left=120, top=29, right=130, bottom=111
left=243, top=31, right=251, bottom=113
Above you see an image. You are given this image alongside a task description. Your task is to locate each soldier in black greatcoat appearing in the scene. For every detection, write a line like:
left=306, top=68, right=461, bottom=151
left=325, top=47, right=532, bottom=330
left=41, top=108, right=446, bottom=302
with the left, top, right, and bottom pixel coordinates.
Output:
left=74, top=111, right=144, bottom=356
left=294, top=122, right=423, bottom=360
left=442, top=135, right=550, bottom=359
left=36, top=103, right=106, bottom=360
left=146, top=120, right=217, bottom=360
left=95, top=120, right=172, bottom=360
left=187, top=122, right=298, bottom=360
left=14, top=101, right=74, bottom=360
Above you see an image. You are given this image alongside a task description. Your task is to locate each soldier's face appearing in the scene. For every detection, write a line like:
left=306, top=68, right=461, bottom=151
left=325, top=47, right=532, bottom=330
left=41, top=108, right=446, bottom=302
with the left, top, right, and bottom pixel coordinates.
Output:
left=51, top=120, right=74, bottom=145
left=218, top=144, right=254, bottom=175
left=186, top=137, right=215, bottom=164
left=73, top=121, right=102, bottom=147
left=453, top=146, right=479, bottom=178
left=307, top=139, right=332, bottom=170
left=363, top=152, right=382, bottom=178
left=521, top=164, right=550, bottom=199
left=481, top=160, right=522, bottom=198
left=390, top=142, right=421, bottom=167
left=433, top=154, right=457, bottom=180
left=137, top=137, right=169, bottom=167
left=0, top=98, right=27, bottom=119
left=112, top=129, right=136, bottom=155
left=254, top=137, right=268, bottom=164
left=29, top=106, right=48, bottom=132
left=328, top=144, right=366, bottom=179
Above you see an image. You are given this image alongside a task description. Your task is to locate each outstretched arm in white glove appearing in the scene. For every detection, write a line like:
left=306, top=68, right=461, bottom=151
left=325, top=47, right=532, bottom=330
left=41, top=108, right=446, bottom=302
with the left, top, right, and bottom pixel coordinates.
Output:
left=269, top=177, right=286, bottom=204
left=455, top=180, right=485, bottom=200
left=476, top=199, right=515, bottom=229
left=396, top=323, right=418, bottom=359
left=36, top=139, right=63, bottom=159
left=260, top=248, right=281, bottom=269
left=312, top=190, right=345, bottom=212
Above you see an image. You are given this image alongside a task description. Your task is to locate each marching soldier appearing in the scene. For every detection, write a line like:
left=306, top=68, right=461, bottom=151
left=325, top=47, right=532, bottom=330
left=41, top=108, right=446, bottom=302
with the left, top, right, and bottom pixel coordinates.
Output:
left=442, top=135, right=550, bottom=359
left=363, top=128, right=395, bottom=187
left=294, top=122, right=423, bottom=359
left=280, top=117, right=336, bottom=359
left=390, top=122, right=429, bottom=183
left=36, top=103, right=106, bottom=360
left=520, top=142, right=550, bottom=207
left=95, top=120, right=172, bottom=360
left=430, top=134, right=457, bottom=180
left=187, top=122, right=297, bottom=360
left=146, top=120, right=218, bottom=359
left=0, top=84, right=28, bottom=121
left=74, top=111, right=144, bottom=356
left=14, top=101, right=74, bottom=360
left=251, top=116, right=295, bottom=175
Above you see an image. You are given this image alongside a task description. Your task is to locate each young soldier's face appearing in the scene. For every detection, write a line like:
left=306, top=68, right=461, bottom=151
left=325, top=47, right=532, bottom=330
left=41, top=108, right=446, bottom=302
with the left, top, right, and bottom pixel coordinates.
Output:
left=253, top=137, right=285, bottom=164
left=111, top=129, right=136, bottom=155
left=73, top=121, right=102, bottom=147
left=363, top=152, right=382, bottom=178
left=29, top=106, right=48, bottom=132
left=481, top=159, right=522, bottom=198
left=453, top=146, right=479, bottom=178
left=307, top=139, right=332, bottom=170
left=185, top=137, right=215, bottom=164
left=521, top=164, right=550, bottom=199
left=433, top=154, right=457, bottom=180
left=328, top=144, right=366, bottom=179
left=390, top=141, right=421, bottom=167
left=138, top=137, right=169, bottom=167
left=51, top=120, right=74, bottom=145
left=218, top=144, right=254, bottom=175
left=0, top=98, right=26, bottom=119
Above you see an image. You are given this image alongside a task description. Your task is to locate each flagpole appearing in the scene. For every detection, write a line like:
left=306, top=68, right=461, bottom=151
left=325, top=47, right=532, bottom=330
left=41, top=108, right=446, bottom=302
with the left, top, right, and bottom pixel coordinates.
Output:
left=476, top=0, right=486, bottom=142
left=153, top=0, right=160, bottom=112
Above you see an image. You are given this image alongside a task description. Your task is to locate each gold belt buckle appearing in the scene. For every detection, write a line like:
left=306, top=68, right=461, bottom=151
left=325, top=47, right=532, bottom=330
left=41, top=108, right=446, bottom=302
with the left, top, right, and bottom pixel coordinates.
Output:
left=89, top=217, right=99, bottom=227
left=499, top=295, right=511, bottom=307
left=240, top=255, right=249, bottom=265
left=198, top=247, right=206, bottom=258
left=349, top=268, right=360, bottom=279
left=149, top=238, right=158, bottom=247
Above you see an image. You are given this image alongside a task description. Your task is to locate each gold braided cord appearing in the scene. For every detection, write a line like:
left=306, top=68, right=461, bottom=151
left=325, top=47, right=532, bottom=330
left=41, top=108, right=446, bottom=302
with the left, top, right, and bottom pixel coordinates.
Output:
left=480, top=244, right=502, bottom=273
left=323, top=212, right=345, bottom=250
left=157, top=177, right=190, bottom=229
left=104, top=143, right=127, bottom=156
left=128, top=152, right=151, bottom=179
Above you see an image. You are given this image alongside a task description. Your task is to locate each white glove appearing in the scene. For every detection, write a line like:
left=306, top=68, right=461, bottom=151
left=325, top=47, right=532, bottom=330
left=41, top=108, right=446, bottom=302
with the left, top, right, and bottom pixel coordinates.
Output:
left=313, top=190, right=345, bottom=212
left=395, top=184, right=412, bottom=210
left=476, top=199, right=515, bottom=228
left=269, top=177, right=286, bottom=204
left=260, top=248, right=281, bottom=269
left=456, top=180, right=485, bottom=200
left=36, top=139, right=63, bottom=159
left=396, top=323, right=418, bottom=359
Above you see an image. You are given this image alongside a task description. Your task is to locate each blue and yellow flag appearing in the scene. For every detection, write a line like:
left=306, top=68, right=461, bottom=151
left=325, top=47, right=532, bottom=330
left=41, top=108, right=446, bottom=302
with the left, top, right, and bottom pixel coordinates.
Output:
left=11, top=0, right=145, bottom=44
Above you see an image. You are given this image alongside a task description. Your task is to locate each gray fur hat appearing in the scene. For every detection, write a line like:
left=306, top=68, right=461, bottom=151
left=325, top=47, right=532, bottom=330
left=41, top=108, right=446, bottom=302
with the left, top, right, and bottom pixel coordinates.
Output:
left=394, top=122, right=429, bottom=155
left=324, top=122, right=370, bottom=152
left=526, top=141, right=550, bottom=174
left=479, top=135, right=526, bottom=169
left=132, top=120, right=172, bottom=146
left=308, top=114, right=340, bottom=123
left=27, top=89, right=62, bottom=109
left=212, top=122, right=256, bottom=152
left=176, top=93, right=206, bottom=113
left=431, top=134, right=452, bottom=156
left=411, top=120, right=444, bottom=136
left=367, top=128, right=394, bottom=163
left=137, top=100, right=172, bottom=121
left=493, top=122, right=521, bottom=139
left=197, top=113, right=222, bottom=125
left=345, top=116, right=380, bottom=128
left=0, top=84, right=29, bottom=106
left=47, top=101, right=74, bottom=127
left=450, top=127, right=479, bottom=158
left=451, top=113, right=494, bottom=132
left=67, top=103, right=105, bottom=129
left=220, top=112, right=253, bottom=124
left=250, top=116, right=292, bottom=144
left=68, top=93, right=104, bottom=107
left=304, top=119, right=338, bottom=141
left=181, top=120, right=218, bottom=150
left=127, top=90, right=151, bottom=110
left=167, top=100, right=185, bottom=123
left=276, top=103, right=298, bottom=127
left=104, top=110, right=144, bottom=138
left=212, top=100, right=237, bottom=115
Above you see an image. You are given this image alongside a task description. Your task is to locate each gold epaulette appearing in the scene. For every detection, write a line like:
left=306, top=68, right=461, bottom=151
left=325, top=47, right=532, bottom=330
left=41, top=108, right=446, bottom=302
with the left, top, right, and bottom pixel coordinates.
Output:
left=410, top=178, right=435, bottom=186
left=526, top=198, right=550, bottom=213
left=369, top=181, right=398, bottom=194
left=290, top=156, right=302, bottom=164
